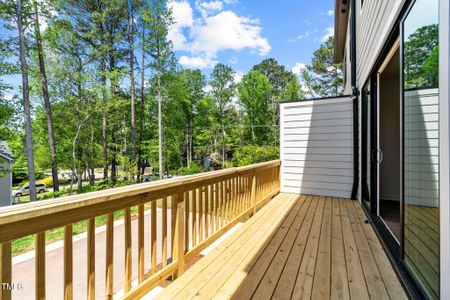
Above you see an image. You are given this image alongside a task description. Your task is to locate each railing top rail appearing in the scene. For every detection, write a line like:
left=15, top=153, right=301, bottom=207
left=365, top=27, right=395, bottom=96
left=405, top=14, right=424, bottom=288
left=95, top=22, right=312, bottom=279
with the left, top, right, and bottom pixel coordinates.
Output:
left=0, top=160, right=280, bottom=226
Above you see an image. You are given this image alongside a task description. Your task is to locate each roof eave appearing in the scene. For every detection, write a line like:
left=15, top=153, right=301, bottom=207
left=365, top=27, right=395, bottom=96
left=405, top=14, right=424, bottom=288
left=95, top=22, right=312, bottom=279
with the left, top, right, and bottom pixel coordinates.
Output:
left=334, top=0, right=350, bottom=63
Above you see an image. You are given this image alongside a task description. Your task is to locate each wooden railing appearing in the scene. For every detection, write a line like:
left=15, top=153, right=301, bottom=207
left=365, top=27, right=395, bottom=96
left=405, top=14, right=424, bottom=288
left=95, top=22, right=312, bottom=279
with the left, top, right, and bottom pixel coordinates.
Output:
left=0, top=160, right=280, bottom=300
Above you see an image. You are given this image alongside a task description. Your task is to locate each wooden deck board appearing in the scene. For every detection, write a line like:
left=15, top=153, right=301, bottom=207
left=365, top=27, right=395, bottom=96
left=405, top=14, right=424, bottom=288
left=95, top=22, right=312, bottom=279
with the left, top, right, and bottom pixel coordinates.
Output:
left=156, top=193, right=407, bottom=300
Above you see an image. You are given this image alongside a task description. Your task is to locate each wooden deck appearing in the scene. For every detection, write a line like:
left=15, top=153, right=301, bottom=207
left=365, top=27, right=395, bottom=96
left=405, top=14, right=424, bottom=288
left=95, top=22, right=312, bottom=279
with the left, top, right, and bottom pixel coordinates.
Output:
left=157, top=193, right=407, bottom=300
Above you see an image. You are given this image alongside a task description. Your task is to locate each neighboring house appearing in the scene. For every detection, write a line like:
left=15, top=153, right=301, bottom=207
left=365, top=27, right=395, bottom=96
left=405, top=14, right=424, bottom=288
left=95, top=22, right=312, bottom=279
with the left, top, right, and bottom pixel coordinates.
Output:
left=0, top=141, right=14, bottom=207
left=280, top=0, right=449, bottom=299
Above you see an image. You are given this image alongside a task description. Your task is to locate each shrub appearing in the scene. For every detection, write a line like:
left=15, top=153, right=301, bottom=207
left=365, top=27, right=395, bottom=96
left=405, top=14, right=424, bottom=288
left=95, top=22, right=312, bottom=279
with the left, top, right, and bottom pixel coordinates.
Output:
left=39, top=177, right=53, bottom=188
left=177, top=164, right=201, bottom=176
left=232, top=146, right=279, bottom=167
left=38, top=189, right=66, bottom=200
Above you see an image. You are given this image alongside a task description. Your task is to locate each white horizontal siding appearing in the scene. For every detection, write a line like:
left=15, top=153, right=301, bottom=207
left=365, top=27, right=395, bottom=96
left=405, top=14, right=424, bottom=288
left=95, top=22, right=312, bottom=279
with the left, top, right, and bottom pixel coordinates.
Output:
left=356, top=0, right=406, bottom=86
left=280, top=97, right=354, bottom=198
left=404, top=88, right=439, bottom=207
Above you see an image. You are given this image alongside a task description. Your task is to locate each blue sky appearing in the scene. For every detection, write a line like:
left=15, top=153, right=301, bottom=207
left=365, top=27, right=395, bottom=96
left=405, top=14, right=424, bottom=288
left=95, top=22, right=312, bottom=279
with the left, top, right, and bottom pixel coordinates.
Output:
left=1, top=0, right=335, bottom=95
left=170, top=0, right=335, bottom=79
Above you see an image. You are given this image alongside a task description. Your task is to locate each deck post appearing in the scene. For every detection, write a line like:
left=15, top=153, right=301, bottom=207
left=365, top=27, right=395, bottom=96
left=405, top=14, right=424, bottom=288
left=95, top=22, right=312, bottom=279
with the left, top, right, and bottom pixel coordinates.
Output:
left=251, top=171, right=257, bottom=215
left=173, top=189, right=185, bottom=278
left=0, top=241, right=12, bottom=300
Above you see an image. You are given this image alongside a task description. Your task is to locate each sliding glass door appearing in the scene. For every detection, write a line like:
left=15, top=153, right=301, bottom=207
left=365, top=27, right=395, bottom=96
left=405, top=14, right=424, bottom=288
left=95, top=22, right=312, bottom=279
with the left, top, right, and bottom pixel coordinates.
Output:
left=362, top=80, right=374, bottom=211
left=402, top=0, right=439, bottom=298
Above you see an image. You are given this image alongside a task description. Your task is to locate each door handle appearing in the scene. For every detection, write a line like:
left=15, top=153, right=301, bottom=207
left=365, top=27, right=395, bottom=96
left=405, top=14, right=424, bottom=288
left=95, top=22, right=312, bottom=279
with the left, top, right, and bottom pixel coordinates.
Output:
left=371, top=149, right=383, bottom=163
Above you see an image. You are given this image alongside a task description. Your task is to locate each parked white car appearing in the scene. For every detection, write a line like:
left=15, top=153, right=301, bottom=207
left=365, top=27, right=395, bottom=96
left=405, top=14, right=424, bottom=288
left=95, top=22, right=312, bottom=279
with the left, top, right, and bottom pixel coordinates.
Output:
left=12, top=183, right=47, bottom=198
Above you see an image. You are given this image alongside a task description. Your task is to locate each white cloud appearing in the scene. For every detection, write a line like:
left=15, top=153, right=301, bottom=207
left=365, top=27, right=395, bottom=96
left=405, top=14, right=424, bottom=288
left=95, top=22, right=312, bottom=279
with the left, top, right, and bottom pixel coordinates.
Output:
left=179, top=55, right=217, bottom=68
left=292, top=63, right=306, bottom=75
left=4, top=94, right=14, bottom=101
left=327, top=10, right=334, bottom=16
left=168, top=1, right=194, bottom=50
left=190, top=11, right=271, bottom=56
left=289, top=31, right=311, bottom=42
left=320, top=26, right=334, bottom=42
left=197, top=1, right=223, bottom=17
left=233, top=70, right=243, bottom=83
left=170, top=1, right=271, bottom=69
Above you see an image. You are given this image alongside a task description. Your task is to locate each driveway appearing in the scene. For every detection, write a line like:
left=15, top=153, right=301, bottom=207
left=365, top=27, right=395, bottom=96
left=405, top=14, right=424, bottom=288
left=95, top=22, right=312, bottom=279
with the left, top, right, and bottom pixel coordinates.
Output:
left=12, top=208, right=173, bottom=299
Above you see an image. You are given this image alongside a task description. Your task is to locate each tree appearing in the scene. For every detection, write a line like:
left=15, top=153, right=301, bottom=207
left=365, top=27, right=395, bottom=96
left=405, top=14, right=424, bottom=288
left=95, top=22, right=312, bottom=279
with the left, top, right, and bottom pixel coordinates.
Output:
left=252, top=58, right=298, bottom=100
left=404, top=24, right=439, bottom=89
left=6, top=0, right=38, bottom=201
left=31, top=0, right=59, bottom=191
left=237, top=71, right=272, bottom=145
left=179, top=69, right=205, bottom=167
left=301, top=36, right=343, bottom=97
left=143, top=0, right=175, bottom=178
left=280, top=75, right=304, bottom=101
left=251, top=58, right=301, bottom=144
left=210, top=63, right=235, bottom=165
left=127, top=0, right=138, bottom=180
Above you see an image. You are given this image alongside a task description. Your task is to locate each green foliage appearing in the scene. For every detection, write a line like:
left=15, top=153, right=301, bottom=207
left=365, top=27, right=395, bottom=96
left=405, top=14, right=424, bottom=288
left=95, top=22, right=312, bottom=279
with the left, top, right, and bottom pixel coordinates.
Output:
left=238, top=71, right=272, bottom=145
left=232, top=146, right=279, bottom=167
left=39, top=177, right=53, bottom=188
left=252, top=58, right=301, bottom=101
left=177, top=163, right=202, bottom=176
left=404, top=24, right=439, bottom=89
left=38, top=189, right=66, bottom=200
left=301, top=36, right=343, bottom=97
left=1, top=0, right=350, bottom=200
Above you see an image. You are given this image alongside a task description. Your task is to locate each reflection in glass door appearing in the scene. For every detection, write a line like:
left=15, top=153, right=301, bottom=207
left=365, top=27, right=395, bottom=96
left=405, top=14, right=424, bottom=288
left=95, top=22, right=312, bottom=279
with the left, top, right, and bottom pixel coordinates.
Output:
left=362, top=81, right=372, bottom=210
left=402, top=0, right=439, bottom=298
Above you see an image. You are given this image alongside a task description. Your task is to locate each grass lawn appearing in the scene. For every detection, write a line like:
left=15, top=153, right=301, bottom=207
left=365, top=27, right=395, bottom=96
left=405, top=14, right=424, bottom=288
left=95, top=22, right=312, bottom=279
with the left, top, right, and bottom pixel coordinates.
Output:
left=11, top=185, right=231, bottom=257
left=12, top=203, right=147, bottom=256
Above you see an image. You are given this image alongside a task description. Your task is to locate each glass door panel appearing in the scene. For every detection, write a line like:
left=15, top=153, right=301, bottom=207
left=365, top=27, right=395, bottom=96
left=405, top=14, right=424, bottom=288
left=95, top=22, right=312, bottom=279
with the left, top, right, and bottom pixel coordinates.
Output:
left=402, top=0, right=439, bottom=298
left=362, top=81, right=372, bottom=210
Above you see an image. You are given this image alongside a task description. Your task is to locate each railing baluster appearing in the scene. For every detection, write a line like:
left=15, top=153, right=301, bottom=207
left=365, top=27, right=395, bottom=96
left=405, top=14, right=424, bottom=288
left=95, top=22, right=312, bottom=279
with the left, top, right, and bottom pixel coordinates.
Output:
left=220, top=181, right=225, bottom=227
left=64, top=224, right=73, bottom=300
left=172, top=191, right=185, bottom=278
left=184, top=191, right=190, bottom=251
left=233, top=176, right=237, bottom=218
left=198, top=187, right=203, bottom=243
left=124, top=208, right=132, bottom=292
left=215, top=182, right=219, bottom=231
left=171, top=195, right=176, bottom=260
left=210, top=184, right=214, bottom=233
left=87, top=218, right=95, bottom=300
left=192, top=188, right=197, bottom=247
left=105, top=213, right=114, bottom=300
left=35, top=232, right=45, bottom=300
left=162, top=197, right=168, bottom=268
left=151, top=200, right=157, bottom=274
left=1, top=241, right=12, bottom=300
left=204, top=185, right=209, bottom=238
left=138, top=204, right=144, bottom=283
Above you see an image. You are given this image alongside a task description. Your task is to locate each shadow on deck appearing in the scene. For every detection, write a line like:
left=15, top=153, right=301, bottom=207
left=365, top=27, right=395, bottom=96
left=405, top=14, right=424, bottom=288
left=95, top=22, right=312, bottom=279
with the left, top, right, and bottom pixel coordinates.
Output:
left=157, top=193, right=407, bottom=299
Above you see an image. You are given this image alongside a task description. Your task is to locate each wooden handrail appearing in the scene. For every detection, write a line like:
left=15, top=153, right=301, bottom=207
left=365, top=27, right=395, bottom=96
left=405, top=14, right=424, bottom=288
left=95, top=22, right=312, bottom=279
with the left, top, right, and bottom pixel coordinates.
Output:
left=0, top=160, right=281, bottom=300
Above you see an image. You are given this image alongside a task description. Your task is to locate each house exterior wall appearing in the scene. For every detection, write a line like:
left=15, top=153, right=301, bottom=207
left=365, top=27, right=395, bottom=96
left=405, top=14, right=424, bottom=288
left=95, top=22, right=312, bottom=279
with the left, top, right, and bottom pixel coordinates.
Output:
left=336, top=0, right=449, bottom=297
left=0, top=161, right=12, bottom=207
left=439, top=0, right=450, bottom=297
left=355, top=0, right=406, bottom=86
left=280, top=97, right=354, bottom=198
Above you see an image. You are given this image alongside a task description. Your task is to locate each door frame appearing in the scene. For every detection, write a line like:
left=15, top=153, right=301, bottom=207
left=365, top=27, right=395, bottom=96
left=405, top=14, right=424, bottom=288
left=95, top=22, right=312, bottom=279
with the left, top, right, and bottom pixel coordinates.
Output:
left=376, top=39, right=401, bottom=242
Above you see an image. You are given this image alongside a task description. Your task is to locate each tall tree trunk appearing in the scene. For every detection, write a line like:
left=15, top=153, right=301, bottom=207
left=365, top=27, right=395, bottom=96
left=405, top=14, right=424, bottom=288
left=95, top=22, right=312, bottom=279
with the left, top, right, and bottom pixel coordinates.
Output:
left=69, top=116, right=87, bottom=195
left=137, top=28, right=145, bottom=182
left=101, top=60, right=108, bottom=179
left=127, top=1, right=136, bottom=180
left=17, top=0, right=37, bottom=202
left=111, top=128, right=117, bottom=183
left=187, top=117, right=193, bottom=167
left=157, top=60, right=163, bottom=179
left=89, top=126, right=95, bottom=185
left=32, top=2, right=59, bottom=191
